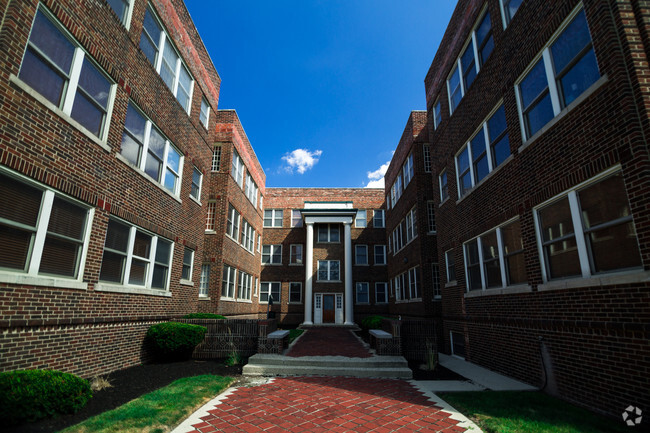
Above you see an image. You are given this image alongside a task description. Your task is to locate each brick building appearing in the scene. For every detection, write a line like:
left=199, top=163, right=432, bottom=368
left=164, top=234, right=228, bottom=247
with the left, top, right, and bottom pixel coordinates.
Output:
left=424, top=0, right=650, bottom=419
left=261, top=189, right=387, bottom=325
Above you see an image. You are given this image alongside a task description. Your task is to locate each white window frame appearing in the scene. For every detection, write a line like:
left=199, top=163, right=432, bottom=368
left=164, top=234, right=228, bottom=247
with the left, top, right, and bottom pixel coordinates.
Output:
left=262, top=244, right=282, bottom=265
left=499, top=0, right=522, bottom=28
left=355, top=210, right=367, bottom=228
left=260, top=281, right=280, bottom=304
left=18, top=6, right=117, bottom=143
left=402, top=154, right=414, bottom=187
left=445, top=249, right=456, bottom=283
left=375, top=282, right=388, bottom=304
left=226, top=204, right=240, bottom=241
left=290, top=244, right=303, bottom=265
left=355, top=282, right=370, bottom=304
left=237, top=270, right=252, bottom=301
left=181, top=247, right=194, bottom=282
left=245, top=173, right=258, bottom=206
left=514, top=5, right=600, bottom=142
left=199, top=96, right=210, bottom=129
left=291, top=209, right=303, bottom=227
left=231, top=149, right=245, bottom=188
left=317, top=224, right=340, bottom=243
left=205, top=201, right=216, bottom=232
left=432, top=263, right=441, bottom=299
left=433, top=99, right=442, bottom=130
left=408, top=266, right=421, bottom=300
left=423, top=144, right=432, bottom=172
left=264, top=209, right=283, bottom=228
left=199, top=264, right=210, bottom=297
left=373, top=209, right=385, bottom=228
left=241, top=219, right=254, bottom=253
left=374, top=245, right=386, bottom=266
left=427, top=201, right=436, bottom=233
left=405, top=207, right=418, bottom=243
left=317, top=260, right=340, bottom=282
left=190, top=166, right=202, bottom=202
left=221, top=264, right=236, bottom=300
left=140, top=4, right=194, bottom=114
left=106, top=0, right=135, bottom=29
left=355, top=245, right=368, bottom=265
left=439, top=170, right=449, bottom=202
left=211, top=145, right=222, bottom=172
left=289, top=282, right=302, bottom=304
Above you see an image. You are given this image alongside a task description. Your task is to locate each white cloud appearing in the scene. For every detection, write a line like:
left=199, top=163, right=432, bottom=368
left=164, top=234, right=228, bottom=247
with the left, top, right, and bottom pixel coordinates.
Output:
left=282, top=149, right=323, bottom=174
left=365, top=161, right=389, bottom=188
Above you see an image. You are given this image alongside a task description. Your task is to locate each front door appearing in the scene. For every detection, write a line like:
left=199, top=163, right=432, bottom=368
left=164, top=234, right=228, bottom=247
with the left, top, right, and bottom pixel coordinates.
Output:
left=323, top=294, right=335, bottom=323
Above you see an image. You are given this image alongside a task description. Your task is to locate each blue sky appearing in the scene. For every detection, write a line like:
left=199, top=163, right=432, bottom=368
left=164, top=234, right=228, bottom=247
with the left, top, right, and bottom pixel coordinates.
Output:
left=184, top=1, right=456, bottom=188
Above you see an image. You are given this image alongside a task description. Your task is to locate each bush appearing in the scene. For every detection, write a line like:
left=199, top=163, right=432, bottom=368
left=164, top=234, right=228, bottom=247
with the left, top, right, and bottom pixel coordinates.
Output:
left=361, top=315, right=387, bottom=330
left=0, top=369, right=92, bottom=425
left=146, top=322, right=206, bottom=360
left=183, top=313, right=226, bottom=319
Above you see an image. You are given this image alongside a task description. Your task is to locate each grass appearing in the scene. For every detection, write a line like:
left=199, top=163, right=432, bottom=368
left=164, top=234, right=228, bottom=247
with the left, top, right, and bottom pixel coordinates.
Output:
left=439, top=391, right=630, bottom=433
left=59, top=375, right=233, bottom=433
left=288, top=329, right=304, bottom=344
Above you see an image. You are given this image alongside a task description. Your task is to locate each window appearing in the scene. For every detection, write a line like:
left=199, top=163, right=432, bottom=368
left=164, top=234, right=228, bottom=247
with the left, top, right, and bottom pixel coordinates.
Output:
left=262, top=245, right=282, bottom=265
left=140, top=4, right=193, bottom=112
left=375, top=282, right=388, bottom=304
left=500, top=0, right=523, bottom=27
left=0, top=171, right=92, bottom=279
left=402, top=154, right=414, bottom=187
left=433, top=100, right=442, bottom=130
left=238, top=271, right=252, bottom=301
left=120, top=102, right=183, bottom=194
left=405, top=207, right=418, bottom=243
left=106, top=0, right=132, bottom=26
left=211, top=146, right=222, bottom=172
left=432, top=264, right=441, bottom=299
left=374, top=245, right=386, bottom=265
left=205, top=201, right=216, bottom=231
left=257, top=235, right=261, bottom=253
left=317, top=224, right=340, bottom=243
left=408, top=267, right=421, bottom=299
left=260, top=282, right=280, bottom=303
left=447, top=7, right=493, bottom=113
left=99, top=219, right=172, bottom=290
left=373, top=210, right=385, bottom=228
left=241, top=219, right=254, bottom=252
left=318, top=260, right=340, bottom=281
left=259, top=195, right=263, bottom=210
left=245, top=173, right=258, bottom=206
left=289, top=282, right=302, bottom=303
left=226, top=204, right=240, bottom=241
left=355, top=210, right=367, bottom=228
left=221, top=265, right=236, bottom=299
left=386, top=194, right=391, bottom=211
left=392, top=222, right=404, bottom=253
left=231, top=149, right=244, bottom=188
left=190, top=167, right=202, bottom=201
left=427, top=201, right=436, bottom=233
left=290, top=244, right=303, bottom=264
left=199, top=97, right=210, bottom=128
left=355, top=245, right=368, bottom=265
left=19, top=8, right=115, bottom=140
left=517, top=7, right=599, bottom=140
left=463, top=219, right=527, bottom=291
left=445, top=249, right=456, bottom=283
left=440, top=171, right=449, bottom=202
left=423, top=144, right=431, bottom=172
left=394, top=272, right=407, bottom=301
left=535, top=170, right=640, bottom=281
left=181, top=247, right=193, bottom=281
left=291, top=209, right=303, bottom=227
left=356, top=282, right=369, bottom=304
left=451, top=331, right=466, bottom=358
left=199, top=264, right=209, bottom=297
left=391, top=175, right=403, bottom=206
left=264, top=209, right=283, bottom=228
left=456, top=104, right=511, bottom=197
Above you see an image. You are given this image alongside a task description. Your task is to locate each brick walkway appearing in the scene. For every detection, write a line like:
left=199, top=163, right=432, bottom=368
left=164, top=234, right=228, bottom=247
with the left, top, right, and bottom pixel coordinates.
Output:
left=286, top=328, right=372, bottom=358
left=185, top=376, right=466, bottom=433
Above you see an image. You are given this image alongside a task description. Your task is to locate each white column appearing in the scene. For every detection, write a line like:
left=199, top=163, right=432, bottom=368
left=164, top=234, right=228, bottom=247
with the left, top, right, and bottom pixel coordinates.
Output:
left=344, top=222, right=354, bottom=325
left=303, top=222, right=314, bottom=325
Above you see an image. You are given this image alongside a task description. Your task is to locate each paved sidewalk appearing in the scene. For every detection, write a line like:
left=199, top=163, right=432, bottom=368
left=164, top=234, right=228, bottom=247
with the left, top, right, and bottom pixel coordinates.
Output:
left=438, top=354, right=537, bottom=391
left=287, top=328, right=372, bottom=358
left=172, top=376, right=481, bottom=433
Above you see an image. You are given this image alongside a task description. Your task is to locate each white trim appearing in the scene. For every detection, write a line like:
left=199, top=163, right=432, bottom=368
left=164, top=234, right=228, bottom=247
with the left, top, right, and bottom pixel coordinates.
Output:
left=94, top=282, right=172, bottom=297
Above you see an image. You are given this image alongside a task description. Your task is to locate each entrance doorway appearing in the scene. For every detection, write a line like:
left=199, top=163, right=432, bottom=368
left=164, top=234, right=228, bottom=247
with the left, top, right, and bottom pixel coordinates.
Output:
left=323, top=294, right=335, bottom=323
left=314, top=293, right=344, bottom=324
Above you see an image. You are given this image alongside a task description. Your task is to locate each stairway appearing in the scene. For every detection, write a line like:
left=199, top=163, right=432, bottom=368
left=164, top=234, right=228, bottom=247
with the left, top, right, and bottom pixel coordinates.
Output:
left=243, top=354, right=413, bottom=379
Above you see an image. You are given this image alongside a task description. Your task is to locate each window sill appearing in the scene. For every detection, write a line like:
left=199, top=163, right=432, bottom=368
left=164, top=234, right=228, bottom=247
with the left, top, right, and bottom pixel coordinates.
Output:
left=518, top=75, right=608, bottom=153
left=180, top=279, right=194, bottom=287
left=374, top=263, right=387, bottom=266
left=395, top=298, right=422, bottom=304
left=199, top=296, right=211, bottom=301
left=220, top=297, right=236, bottom=302
left=433, top=296, right=442, bottom=301
left=456, top=154, right=514, bottom=205
left=189, top=195, right=202, bottom=206
left=538, top=269, right=650, bottom=293
left=0, top=271, right=87, bottom=291
left=94, top=283, right=171, bottom=297
left=288, top=302, right=303, bottom=305
left=428, top=231, right=437, bottom=235
left=116, top=154, right=182, bottom=203
left=439, top=197, right=450, bottom=207
left=10, top=74, right=111, bottom=153
left=445, top=280, right=458, bottom=288
left=356, top=302, right=370, bottom=305
left=289, top=263, right=304, bottom=266
left=237, top=299, right=253, bottom=304
left=355, top=264, right=369, bottom=267
left=464, top=284, right=532, bottom=298
left=317, top=280, right=341, bottom=283
left=262, top=263, right=283, bottom=266
left=205, top=230, right=217, bottom=235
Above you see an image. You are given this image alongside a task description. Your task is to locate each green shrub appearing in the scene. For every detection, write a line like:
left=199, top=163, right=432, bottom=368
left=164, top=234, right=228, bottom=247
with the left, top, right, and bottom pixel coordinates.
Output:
left=146, top=322, right=206, bottom=360
left=0, top=369, right=92, bottom=425
left=183, top=313, right=226, bottom=319
left=361, top=315, right=387, bottom=330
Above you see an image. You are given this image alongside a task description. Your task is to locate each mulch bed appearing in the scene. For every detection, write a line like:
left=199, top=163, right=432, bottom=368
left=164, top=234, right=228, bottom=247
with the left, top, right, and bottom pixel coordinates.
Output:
left=7, top=359, right=243, bottom=433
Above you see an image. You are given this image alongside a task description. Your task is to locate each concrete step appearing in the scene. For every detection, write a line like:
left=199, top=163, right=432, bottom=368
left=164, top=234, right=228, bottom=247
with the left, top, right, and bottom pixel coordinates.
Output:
left=243, top=364, right=413, bottom=379
left=246, top=354, right=408, bottom=369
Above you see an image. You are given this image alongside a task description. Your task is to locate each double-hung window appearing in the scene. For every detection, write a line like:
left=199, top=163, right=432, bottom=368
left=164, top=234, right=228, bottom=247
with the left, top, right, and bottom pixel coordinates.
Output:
left=99, top=219, right=172, bottom=290
left=445, top=249, right=456, bottom=283
left=356, top=282, right=369, bottom=304
left=427, top=201, right=437, bottom=233
left=318, top=224, right=339, bottom=243
left=456, top=104, right=511, bottom=197
left=238, top=271, right=252, bottom=301
left=373, top=210, right=385, bottom=228
left=199, top=264, right=210, bottom=297
left=374, top=245, right=386, bottom=265
left=440, top=171, right=449, bottom=202
left=120, top=102, right=183, bottom=195
left=264, top=209, right=283, bottom=228
left=408, top=267, right=421, bottom=299
left=106, top=0, right=134, bottom=27
left=241, top=219, right=254, bottom=252
left=432, top=264, right=441, bottom=299
left=405, top=207, right=418, bottom=243
left=423, top=144, right=432, bottom=173
left=402, top=154, right=414, bottom=187
left=199, top=97, right=210, bottom=128
left=19, top=7, right=115, bottom=140
left=181, top=247, right=194, bottom=281
left=463, top=219, right=527, bottom=291
left=535, top=170, right=641, bottom=281
left=375, top=282, right=388, bottom=304
left=221, top=265, right=236, bottom=299
left=291, top=209, right=303, bottom=227
left=245, top=173, right=258, bottom=206
left=447, top=7, right=493, bottom=114
left=289, top=282, right=302, bottom=303
left=318, top=260, right=340, bottom=281
left=394, top=272, right=407, bottom=301
left=260, top=282, right=280, bottom=303
left=516, top=6, right=600, bottom=140
left=0, top=171, right=92, bottom=280
left=231, top=149, right=245, bottom=188
left=226, top=204, right=240, bottom=241
left=290, top=244, right=303, bottom=264
left=356, top=210, right=367, bottom=228
left=433, top=100, right=442, bottom=130
left=140, top=4, right=193, bottom=113
left=355, top=245, right=368, bottom=265
left=211, top=146, right=222, bottom=172
left=205, top=201, right=216, bottom=231
left=262, top=245, right=282, bottom=265
left=190, top=167, right=202, bottom=201
left=499, top=0, right=523, bottom=27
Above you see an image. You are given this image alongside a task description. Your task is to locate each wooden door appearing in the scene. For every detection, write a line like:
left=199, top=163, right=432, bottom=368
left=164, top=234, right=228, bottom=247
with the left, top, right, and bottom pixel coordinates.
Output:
left=323, top=294, right=335, bottom=323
